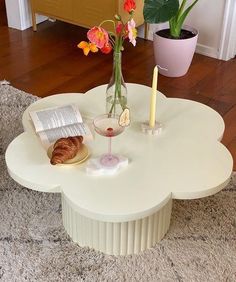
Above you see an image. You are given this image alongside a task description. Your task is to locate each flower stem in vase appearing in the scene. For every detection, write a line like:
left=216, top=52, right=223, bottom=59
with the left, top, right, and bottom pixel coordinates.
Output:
left=106, top=51, right=127, bottom=117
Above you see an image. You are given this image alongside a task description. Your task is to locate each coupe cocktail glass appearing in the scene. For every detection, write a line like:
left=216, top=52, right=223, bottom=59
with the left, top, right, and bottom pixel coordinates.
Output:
left=93, top=114, right=124, bottom=168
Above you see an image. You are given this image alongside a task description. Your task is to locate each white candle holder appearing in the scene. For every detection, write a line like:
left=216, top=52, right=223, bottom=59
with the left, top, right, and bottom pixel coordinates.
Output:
left=141, top=121, right=163, bottom=135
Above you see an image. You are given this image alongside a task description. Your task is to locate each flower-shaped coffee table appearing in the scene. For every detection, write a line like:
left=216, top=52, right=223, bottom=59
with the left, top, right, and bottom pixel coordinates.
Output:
left=6, top=84, right=233, bottom=255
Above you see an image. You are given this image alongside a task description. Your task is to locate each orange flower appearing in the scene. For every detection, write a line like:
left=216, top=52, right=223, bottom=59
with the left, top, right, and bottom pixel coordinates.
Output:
left=87, top=27, right=109, bottom=49
left=77, top=41, right=98, bottom=56
left=124, top=0, right=136, bottom=14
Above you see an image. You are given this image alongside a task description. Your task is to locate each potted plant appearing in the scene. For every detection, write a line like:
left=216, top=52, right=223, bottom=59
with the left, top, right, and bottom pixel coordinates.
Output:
left=143, top=0, right=199, bottom=77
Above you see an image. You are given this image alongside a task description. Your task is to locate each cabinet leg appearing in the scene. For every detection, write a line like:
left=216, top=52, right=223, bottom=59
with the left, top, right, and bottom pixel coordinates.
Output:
left=32, top=12, right=37, bottom=31
left=144, top=22, right=149, bottom=40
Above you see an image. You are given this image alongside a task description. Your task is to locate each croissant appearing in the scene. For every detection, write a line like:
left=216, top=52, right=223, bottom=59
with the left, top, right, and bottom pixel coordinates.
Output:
left=50, top=136, right=83, bottom=165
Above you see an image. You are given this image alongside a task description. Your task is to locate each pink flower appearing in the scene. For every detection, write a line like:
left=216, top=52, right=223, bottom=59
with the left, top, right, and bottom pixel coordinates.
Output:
left=87, top=27, right=109, bottom=49
left=116, top=23, right=129, bottom=38
left=116, top=23, right=123, bottom=35
left=124, top=0, right=136, bottom=13
left=127, top=19, right=137, bottom=46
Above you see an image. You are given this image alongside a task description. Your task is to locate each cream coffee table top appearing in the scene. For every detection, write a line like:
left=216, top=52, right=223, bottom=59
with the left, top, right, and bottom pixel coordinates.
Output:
left=6, top=83, right=233, bottom=223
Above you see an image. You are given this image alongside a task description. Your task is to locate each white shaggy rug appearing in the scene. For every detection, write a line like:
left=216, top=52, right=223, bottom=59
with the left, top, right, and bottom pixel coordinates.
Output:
left=0, top=84, right=236, bottom=282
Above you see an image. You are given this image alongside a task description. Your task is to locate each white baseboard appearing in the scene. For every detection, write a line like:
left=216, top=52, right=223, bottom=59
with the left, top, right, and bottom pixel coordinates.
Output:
left=195, top=44, right=219, bottom=59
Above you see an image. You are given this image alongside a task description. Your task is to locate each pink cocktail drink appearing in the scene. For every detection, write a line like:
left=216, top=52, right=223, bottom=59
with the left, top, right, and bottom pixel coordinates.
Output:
left=93, top=114, right=124, bottom=168
left=94, top=116, right=124, bottom=137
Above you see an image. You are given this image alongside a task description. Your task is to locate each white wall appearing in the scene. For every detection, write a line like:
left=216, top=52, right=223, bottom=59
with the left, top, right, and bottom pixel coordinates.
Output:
left=5, top=0, right=47, bottom=30
left=139, top=0, right=227, bottom=59
left=185, top=0, right=226, bottom=58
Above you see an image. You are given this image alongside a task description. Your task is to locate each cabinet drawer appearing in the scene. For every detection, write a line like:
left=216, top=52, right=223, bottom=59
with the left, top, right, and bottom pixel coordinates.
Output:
left=31, top=0, right=73, bottom=20
left=72, top=0, right=116, bottom=29
left=30, top=0, right=144, bottom=30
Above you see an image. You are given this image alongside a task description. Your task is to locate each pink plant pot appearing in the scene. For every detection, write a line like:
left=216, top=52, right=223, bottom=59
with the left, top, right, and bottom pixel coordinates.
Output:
left=153, top=26, right=198, bottom=77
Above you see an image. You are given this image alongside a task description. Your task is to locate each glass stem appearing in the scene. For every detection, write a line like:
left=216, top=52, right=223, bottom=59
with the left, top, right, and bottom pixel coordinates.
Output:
left=108, top=137, right=112, bottom=156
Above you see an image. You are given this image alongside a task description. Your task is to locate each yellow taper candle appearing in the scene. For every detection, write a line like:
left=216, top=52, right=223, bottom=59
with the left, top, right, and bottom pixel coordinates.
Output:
left=149, top=66, right=158, bottom=128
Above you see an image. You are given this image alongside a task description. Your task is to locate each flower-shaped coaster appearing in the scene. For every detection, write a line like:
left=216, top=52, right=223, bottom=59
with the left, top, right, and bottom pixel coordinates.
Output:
left=86, top=156, right=129, bottom=176
left=141, top=121, right=163, bottom=135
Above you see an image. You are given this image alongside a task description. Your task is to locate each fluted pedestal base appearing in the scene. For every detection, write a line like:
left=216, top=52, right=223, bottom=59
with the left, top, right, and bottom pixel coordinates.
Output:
left=62, top=194, right=172, bottom=255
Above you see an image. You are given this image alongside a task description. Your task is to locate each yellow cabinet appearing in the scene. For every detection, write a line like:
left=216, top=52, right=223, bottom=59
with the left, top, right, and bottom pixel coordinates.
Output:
left=30, top=0, right=144, bottom=31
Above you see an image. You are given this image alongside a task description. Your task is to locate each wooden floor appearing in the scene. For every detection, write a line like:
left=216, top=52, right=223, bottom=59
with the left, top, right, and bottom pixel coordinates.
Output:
left=0, top=9, right=235, bottom=170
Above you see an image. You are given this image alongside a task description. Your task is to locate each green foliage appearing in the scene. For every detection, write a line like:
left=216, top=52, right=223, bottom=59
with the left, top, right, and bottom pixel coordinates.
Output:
left=143, top=0, right=199, bottom=38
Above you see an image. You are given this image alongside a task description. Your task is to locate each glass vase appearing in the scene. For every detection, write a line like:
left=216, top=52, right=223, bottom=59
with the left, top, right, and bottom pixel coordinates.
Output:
left=106, top=52, right=127, bottom=117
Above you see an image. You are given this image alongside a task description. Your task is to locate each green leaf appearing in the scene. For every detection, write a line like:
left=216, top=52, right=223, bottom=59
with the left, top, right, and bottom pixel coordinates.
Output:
left=177, top=0, right=187, bottom=21
left=172, top=0, right=199, bottom=37
left=178, top=0, right=199, bottom=27
left=143, top=0, right=179, bottom=23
